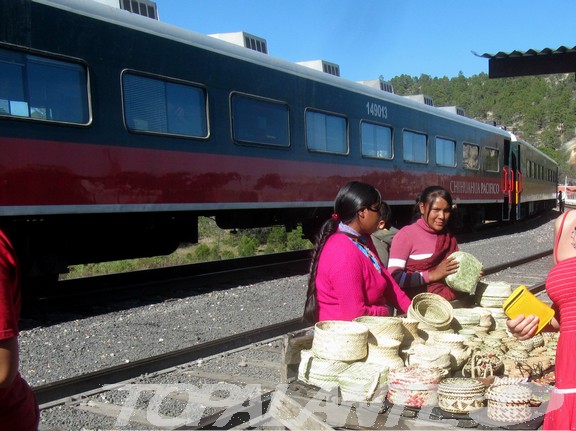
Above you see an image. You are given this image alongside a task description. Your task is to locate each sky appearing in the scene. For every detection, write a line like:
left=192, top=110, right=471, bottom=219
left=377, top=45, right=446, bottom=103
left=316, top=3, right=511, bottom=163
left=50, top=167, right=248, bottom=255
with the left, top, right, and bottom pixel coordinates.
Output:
left=153, top=0, right=576, bottom=82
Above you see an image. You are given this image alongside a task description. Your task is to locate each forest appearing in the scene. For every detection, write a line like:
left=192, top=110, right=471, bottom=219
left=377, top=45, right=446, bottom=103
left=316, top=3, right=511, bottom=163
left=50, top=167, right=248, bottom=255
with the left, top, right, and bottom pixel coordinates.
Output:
left=389, top=72, right=576, bottom=181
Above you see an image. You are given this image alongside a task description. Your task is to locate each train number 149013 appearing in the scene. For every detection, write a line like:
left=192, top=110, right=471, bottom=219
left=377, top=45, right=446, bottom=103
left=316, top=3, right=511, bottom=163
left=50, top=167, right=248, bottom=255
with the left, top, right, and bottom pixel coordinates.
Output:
left=366, top=102, right=387, bottom=119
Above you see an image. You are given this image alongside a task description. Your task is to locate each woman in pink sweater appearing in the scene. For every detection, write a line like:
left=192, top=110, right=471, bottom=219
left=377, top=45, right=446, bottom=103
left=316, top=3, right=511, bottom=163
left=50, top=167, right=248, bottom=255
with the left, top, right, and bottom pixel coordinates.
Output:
left=388, top=185, right=460, bottom=301
left=303, top=181, right=411, bottom=323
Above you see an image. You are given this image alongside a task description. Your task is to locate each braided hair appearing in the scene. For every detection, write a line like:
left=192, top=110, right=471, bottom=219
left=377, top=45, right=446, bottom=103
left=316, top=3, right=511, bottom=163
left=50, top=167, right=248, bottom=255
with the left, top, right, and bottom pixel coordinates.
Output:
left=303, top=181, right=381, bottom=324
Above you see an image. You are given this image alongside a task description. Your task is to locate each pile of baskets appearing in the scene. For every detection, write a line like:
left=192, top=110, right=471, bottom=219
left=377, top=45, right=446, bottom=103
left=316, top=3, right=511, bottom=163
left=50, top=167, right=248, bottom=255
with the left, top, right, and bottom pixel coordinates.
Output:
left=407, top=293, right=453, bottom=331
left=298, top=320, right=388, bottom=402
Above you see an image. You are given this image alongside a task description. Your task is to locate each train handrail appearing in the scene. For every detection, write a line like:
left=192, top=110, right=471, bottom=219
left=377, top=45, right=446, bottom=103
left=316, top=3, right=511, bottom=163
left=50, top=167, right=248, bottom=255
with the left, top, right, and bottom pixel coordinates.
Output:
left=502, top=166, right=511, bottom=193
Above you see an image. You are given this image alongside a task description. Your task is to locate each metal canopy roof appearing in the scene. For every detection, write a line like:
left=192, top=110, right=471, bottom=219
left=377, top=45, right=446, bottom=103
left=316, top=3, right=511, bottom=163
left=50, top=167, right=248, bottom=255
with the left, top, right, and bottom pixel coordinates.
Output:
left=474, top=45, right=576, bottom=78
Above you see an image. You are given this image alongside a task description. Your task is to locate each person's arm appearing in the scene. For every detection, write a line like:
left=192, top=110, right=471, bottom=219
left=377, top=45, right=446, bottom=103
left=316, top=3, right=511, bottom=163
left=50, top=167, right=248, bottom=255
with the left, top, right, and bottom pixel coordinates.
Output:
left=0, top=336, right=18, bottom=388
left=388, top=230, right=428, bottom=289
left=382, top=268, right=411, bottom=313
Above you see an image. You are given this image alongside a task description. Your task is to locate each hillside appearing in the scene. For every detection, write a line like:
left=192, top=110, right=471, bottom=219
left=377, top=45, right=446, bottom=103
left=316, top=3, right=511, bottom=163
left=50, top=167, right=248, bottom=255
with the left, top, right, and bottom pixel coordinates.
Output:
left=390, top=72, right=576, bottom=181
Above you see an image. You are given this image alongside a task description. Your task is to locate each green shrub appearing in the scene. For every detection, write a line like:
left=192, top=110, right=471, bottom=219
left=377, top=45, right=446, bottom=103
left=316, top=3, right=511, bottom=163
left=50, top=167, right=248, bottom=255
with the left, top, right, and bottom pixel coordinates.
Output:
left=237, top=235, right=259, bottom=257
left=195, top=243, right=212, bottom=260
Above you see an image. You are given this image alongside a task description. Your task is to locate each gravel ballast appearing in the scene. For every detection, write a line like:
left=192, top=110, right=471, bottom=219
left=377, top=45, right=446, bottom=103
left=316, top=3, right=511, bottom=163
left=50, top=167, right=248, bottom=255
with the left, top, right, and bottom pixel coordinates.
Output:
left=17, top=212, right=558, bottom=429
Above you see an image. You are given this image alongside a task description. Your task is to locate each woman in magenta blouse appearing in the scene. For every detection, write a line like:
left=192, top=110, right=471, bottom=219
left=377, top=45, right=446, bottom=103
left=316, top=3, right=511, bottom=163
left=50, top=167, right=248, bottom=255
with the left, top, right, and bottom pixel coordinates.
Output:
left=303, top=181, right=411, bottom=323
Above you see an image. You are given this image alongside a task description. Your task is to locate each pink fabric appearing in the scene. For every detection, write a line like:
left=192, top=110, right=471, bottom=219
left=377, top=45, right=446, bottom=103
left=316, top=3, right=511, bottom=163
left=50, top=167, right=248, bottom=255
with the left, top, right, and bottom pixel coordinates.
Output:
left=0, top=230, right=39, bottom=431
left=315, top=232, right=411, bottom=321
left=388, top=218, right=459, bottom=300
left=543, top=211, right=576, bottom=430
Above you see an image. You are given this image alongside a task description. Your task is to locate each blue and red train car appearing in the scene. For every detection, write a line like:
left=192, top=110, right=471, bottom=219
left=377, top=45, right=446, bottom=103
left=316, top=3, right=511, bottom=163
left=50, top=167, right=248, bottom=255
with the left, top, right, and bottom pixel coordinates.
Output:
left=0, top=0, right=558, bottom=285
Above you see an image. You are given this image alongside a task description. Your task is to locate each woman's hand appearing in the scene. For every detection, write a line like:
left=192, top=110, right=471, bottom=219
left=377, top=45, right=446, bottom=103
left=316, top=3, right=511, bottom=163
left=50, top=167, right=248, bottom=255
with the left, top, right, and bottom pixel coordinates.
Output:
left=506, top=314, right=538, bottom=340
left=429, top=256, right=459, bottom=282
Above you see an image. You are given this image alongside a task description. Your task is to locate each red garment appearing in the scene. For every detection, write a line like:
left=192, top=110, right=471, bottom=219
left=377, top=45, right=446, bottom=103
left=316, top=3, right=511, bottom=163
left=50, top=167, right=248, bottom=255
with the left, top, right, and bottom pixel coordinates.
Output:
left=388, top=218, right=459, bottom=300
left=544, top=211, right=576, bottom=430
left=0, top=230, right=39, bottom=431
left=315, top=232, right=411, bottom=321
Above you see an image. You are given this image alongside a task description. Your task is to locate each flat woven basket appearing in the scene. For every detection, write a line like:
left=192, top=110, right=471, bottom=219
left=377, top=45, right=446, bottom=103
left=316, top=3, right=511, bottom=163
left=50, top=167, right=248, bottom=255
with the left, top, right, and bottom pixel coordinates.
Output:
left=312, top=320, right=368, bottom=361
left=298, top=349, right=351, bottom=391
left=338, top=362, right=387, bottom=402
left=408, top=293, right=454, bottom=330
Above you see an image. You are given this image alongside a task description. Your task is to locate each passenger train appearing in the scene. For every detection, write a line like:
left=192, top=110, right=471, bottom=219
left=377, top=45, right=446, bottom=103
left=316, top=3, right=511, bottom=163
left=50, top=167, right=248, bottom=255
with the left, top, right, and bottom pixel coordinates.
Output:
left=0, top=0, right=558, bottom=287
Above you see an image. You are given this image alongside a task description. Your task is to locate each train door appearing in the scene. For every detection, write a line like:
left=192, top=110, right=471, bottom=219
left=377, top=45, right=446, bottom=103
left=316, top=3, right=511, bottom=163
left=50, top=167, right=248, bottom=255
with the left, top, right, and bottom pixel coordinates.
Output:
left=502, top=139, right=520, bottom=221
left=515, top=146, right=524, bottom=220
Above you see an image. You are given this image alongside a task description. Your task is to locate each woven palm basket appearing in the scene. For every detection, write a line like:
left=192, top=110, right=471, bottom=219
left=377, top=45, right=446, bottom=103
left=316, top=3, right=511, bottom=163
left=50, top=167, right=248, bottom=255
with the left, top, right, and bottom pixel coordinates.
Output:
left=298, top=349, right=352, bottom=391
left=405, top=343, right=451, bottom=370
left=365, top=340, right=405, bottom=370
left=438, top=378, right=486, bottom=414
left=397, top=317, right=423, bottom=343
left=353, top=316, right=404, bottom=343
left=338, top=361, right=388, bottom=402
left=312, top=320, right=368, bottom=361
left=452, top=307, right=481, bottom=328
left=470, top=307, right=494, bottom=328
left=486, top=384, right=532, bottom=423
left=427, top=332, right=466, bottom=349
left=387, top=366, right=443, bottom=408
left=408, top=293, right=453, bottom=330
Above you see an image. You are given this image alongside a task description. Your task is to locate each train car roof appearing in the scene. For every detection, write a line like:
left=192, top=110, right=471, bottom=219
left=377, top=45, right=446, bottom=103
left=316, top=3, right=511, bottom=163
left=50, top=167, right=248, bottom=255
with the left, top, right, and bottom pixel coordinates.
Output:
left=510, top=133, right=558, bottom=165
left=38, top=0, right=511, bottom=138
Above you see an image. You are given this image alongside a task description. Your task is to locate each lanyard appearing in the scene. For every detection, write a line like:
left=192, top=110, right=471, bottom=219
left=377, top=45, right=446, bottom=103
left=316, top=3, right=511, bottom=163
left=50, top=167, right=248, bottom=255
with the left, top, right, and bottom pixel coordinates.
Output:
left=348, top=236, right=382, bottom=274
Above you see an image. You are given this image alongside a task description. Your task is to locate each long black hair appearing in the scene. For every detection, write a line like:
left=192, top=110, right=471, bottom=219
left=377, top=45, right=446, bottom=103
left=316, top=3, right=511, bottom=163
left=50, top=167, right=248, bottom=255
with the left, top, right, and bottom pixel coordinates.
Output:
left=303, top=181, right=381, bottom=324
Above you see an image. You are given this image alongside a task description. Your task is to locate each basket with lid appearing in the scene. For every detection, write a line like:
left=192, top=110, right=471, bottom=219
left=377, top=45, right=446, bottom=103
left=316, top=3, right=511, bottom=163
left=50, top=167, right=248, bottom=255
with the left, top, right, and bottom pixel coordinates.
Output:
left=386, top=366, right=443, bottom=408
left=438, top=377, right=486, bottom=414
left=485, top=383, right=532, bottom=423
left=312, top=320, right=368, bottom=361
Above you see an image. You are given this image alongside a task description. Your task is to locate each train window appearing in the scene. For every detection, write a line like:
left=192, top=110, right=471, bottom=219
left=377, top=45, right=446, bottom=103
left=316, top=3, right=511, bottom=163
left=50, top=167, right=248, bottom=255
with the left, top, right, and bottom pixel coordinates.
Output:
left=231, top=94, right=289, bottom=147
left=436, top=137, right=456, bottom=167
left=0, top=48, right=89, bottom=124
left=361, top=121, right=392, bottom=159
left=123, top=72, right=207, bottom=138
left=483, top=147, right=499, bottom=172
left=403, top=130, right=427, bottom=163
left=305, top=110, right=348, bottom=154
left=463, top=143, right=480, bottom=170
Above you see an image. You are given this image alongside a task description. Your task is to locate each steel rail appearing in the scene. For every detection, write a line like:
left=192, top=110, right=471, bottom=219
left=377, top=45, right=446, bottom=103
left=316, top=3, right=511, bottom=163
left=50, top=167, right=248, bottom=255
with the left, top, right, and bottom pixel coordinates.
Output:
left=33, top=249, right=552, bottom=408
left=34, top=317, right=309, bottom=408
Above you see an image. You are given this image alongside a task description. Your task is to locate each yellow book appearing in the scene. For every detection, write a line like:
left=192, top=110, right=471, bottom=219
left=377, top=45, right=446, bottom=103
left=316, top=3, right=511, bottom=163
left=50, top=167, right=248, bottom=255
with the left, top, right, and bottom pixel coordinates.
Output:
left=502, top=285, right=555, bottom=335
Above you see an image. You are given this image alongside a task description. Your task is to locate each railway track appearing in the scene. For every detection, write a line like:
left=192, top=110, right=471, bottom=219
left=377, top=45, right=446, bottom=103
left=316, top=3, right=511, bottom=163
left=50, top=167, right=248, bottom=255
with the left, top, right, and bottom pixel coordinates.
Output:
left=22, top=250, right=312, bottom=322
left=36, top=249, right=554, bottom=430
